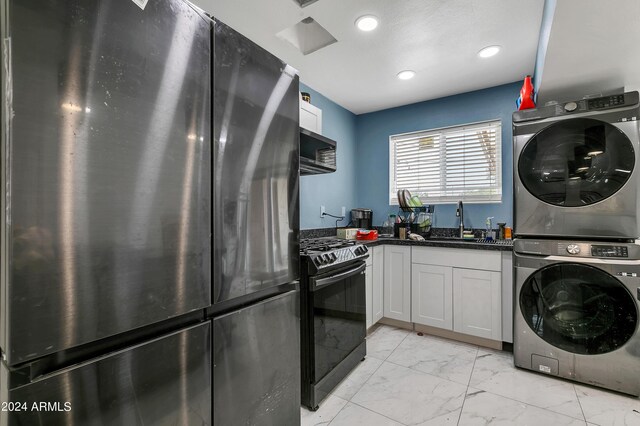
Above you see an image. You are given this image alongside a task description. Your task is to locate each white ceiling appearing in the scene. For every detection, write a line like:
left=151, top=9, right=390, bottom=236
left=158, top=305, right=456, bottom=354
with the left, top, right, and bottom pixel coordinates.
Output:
left=191, top=0, right=544, bottom=114
left=537, top=0, right=640, bottom=104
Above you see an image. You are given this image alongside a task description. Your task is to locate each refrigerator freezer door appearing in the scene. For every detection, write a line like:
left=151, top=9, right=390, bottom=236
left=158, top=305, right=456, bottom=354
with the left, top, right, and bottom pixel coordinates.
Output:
left=2, top=322, right=211, bottom=426
left=1, top=0, right=211, bottom=364
left=213, top=290, right=301, bottom=426
left=213, top=20, right=300, bottom=305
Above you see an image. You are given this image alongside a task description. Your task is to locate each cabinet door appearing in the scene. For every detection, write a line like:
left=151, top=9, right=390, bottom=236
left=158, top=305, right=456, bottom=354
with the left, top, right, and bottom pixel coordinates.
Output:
left=453, top=268, right=502, bottom=340
left=372, top=246, right=384, bottom=324
left=365, top=265, right=373, bottom=329
left=412, top=264, right=453, bottom=330
left=383, top=246, right=411, bottom=322
left=300, top=99, right=322, bottom=133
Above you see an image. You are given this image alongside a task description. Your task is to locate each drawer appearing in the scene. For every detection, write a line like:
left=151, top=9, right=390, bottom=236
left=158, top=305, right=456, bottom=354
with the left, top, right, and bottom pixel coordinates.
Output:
left=412, top=246, right=501, bottom=271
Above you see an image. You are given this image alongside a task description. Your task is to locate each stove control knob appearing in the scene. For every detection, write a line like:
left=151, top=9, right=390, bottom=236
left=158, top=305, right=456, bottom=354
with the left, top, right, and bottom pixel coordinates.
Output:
left=564, top=101, right=578, bottom=112
left=566, top=244, right=580, bottom=255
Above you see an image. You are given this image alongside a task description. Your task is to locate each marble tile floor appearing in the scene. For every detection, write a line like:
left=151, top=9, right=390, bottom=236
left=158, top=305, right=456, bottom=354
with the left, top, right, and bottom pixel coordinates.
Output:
left=301, top=325, right=640, bottom=426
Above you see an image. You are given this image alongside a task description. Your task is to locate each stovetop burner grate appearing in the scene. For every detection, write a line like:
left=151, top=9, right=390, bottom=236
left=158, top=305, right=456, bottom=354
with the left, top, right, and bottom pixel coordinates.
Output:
left=300, top=238, right=356, bottom=254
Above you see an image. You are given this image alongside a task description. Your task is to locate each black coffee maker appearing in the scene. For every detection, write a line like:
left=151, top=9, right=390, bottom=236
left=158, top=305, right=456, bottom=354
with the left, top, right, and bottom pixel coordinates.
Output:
left=351, top=208, right=373, bottom=229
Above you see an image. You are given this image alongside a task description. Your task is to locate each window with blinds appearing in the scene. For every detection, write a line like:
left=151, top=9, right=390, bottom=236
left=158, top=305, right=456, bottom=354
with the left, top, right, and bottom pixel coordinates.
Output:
left=389, top=120, right=502, bottom=204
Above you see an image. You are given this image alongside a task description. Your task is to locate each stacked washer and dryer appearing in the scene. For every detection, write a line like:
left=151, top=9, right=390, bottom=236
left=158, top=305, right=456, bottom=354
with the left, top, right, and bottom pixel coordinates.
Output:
left=512, top=91, right=640, bottom=396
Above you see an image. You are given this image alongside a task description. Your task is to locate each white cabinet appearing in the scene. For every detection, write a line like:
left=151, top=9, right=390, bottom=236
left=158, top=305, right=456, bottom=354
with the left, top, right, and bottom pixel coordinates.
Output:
left=383, top=246, right=411, bottom=322
left=365, top=264, right=373, bottom=329
left=300, top=99, right=323, bottom=134
left=364, top=246, right=384, bottom=329
left=371, top=246, right=384, bottom=324
left=411, top=246, right=502, bottom=342
left=453, top=268, right=502, bottom=340
left=412, top=264, right=453, bottom=329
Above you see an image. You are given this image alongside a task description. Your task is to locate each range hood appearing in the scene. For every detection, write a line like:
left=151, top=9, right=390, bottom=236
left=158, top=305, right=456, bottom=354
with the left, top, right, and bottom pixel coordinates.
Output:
left=300, top=128, right=336, bottom=175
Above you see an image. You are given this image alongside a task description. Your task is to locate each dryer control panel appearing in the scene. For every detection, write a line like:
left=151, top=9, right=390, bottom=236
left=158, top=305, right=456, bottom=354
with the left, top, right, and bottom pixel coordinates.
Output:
left=587, top=94, right=626, bottom=110
left=512, top=91, right=639, bottom=126
left=591, top=245, right=629, bottom=258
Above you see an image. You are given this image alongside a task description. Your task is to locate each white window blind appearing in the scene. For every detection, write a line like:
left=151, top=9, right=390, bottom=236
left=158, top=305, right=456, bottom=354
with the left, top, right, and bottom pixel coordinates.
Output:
left=389, top=120, right=502, bottom=204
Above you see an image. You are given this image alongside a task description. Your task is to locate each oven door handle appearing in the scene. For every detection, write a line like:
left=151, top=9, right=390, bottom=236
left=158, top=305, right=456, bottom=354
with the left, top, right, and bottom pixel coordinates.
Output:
left=311, top=263, right=366, bottom=292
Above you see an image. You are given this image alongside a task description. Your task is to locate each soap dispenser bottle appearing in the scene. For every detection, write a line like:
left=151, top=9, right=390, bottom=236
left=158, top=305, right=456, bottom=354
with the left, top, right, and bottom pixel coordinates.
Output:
left=485, top=217, right=495, bottom=240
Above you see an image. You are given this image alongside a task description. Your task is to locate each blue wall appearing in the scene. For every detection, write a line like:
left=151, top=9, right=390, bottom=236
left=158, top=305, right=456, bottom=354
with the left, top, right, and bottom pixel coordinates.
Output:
left=299, top=83, right=358, bottom=229
left=355, top=82, right=521, bottom=229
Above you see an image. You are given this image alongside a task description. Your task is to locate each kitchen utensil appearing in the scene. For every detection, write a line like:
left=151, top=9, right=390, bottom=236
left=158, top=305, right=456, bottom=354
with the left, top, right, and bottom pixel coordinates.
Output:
left=399, top=227, right=407, bottom=240
left=409, top=195, right=423, bottom=207
left=397, top=190, right=407, bottom=208
left=402, top=189, right=412, bottom=208
left=417, top=212, right=431, bottom=229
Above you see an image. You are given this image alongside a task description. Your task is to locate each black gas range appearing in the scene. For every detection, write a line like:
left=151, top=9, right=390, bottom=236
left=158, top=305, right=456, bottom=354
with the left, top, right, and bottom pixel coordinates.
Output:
left=299, top=238, right=368, bottom=410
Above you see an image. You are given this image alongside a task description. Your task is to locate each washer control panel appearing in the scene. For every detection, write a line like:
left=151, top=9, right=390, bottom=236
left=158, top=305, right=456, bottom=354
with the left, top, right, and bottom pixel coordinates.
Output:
left=566, top=244, right=580, bottom=255
left=591, top=245, right=629, bottom=258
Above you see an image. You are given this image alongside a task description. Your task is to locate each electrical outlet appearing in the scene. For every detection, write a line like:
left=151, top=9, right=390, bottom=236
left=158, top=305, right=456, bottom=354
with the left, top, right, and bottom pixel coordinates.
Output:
left=341, top=206, right=346, bottom=217
left=320, top=205, right=325, bottom=217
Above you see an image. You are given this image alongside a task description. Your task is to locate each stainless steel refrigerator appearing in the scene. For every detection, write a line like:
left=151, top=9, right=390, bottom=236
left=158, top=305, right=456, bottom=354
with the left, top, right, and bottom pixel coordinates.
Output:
left=1, top=0, right=212, bottom=424
left=210, top=19, right=301, bottom=426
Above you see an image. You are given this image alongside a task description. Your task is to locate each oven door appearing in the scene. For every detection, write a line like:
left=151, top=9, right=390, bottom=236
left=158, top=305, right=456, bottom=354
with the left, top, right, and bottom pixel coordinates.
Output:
left=309, top=262, right=366, bottom=383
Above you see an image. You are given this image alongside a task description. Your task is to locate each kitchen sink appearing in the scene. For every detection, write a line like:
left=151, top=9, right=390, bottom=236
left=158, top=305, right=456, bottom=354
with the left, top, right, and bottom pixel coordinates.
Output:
left=426, top=237, right=513, bottom=245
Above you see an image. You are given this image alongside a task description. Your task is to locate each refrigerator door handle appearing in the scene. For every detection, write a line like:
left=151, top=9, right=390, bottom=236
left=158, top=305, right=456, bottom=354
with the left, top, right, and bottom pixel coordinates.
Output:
left=310, top=263, right=366, bottom=292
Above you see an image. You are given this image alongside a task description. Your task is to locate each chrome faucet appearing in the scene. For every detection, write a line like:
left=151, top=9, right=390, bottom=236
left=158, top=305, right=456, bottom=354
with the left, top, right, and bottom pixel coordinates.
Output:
left=456, top=200, right=464, bottom=238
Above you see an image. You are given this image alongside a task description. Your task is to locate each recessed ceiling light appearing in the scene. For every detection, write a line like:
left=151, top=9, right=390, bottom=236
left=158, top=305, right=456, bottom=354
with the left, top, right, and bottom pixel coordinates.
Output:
left=397, top=70, right=415, bottom=80
left=478, top=45, right=501, bottom=58
left=355, top=15, right=378, bottom=32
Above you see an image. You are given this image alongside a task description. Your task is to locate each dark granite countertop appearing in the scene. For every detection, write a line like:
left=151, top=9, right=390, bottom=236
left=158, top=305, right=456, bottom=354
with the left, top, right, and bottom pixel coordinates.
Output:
left=300, top=228, right=513, bottom=251
left=361, top=237, right=513, bottom=251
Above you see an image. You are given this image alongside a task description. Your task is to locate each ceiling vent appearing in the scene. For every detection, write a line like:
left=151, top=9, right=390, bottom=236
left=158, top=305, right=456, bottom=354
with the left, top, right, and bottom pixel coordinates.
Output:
left=276, top=17, right=337, bottom=55
left=292, top=0, right=320, bottom=8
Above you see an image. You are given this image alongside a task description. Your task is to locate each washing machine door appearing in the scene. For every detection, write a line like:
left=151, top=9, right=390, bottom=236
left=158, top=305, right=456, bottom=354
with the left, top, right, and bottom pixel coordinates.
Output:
left=520, top=263, right=638, bottom=355
left=518, top=118, right=635, bottom=207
